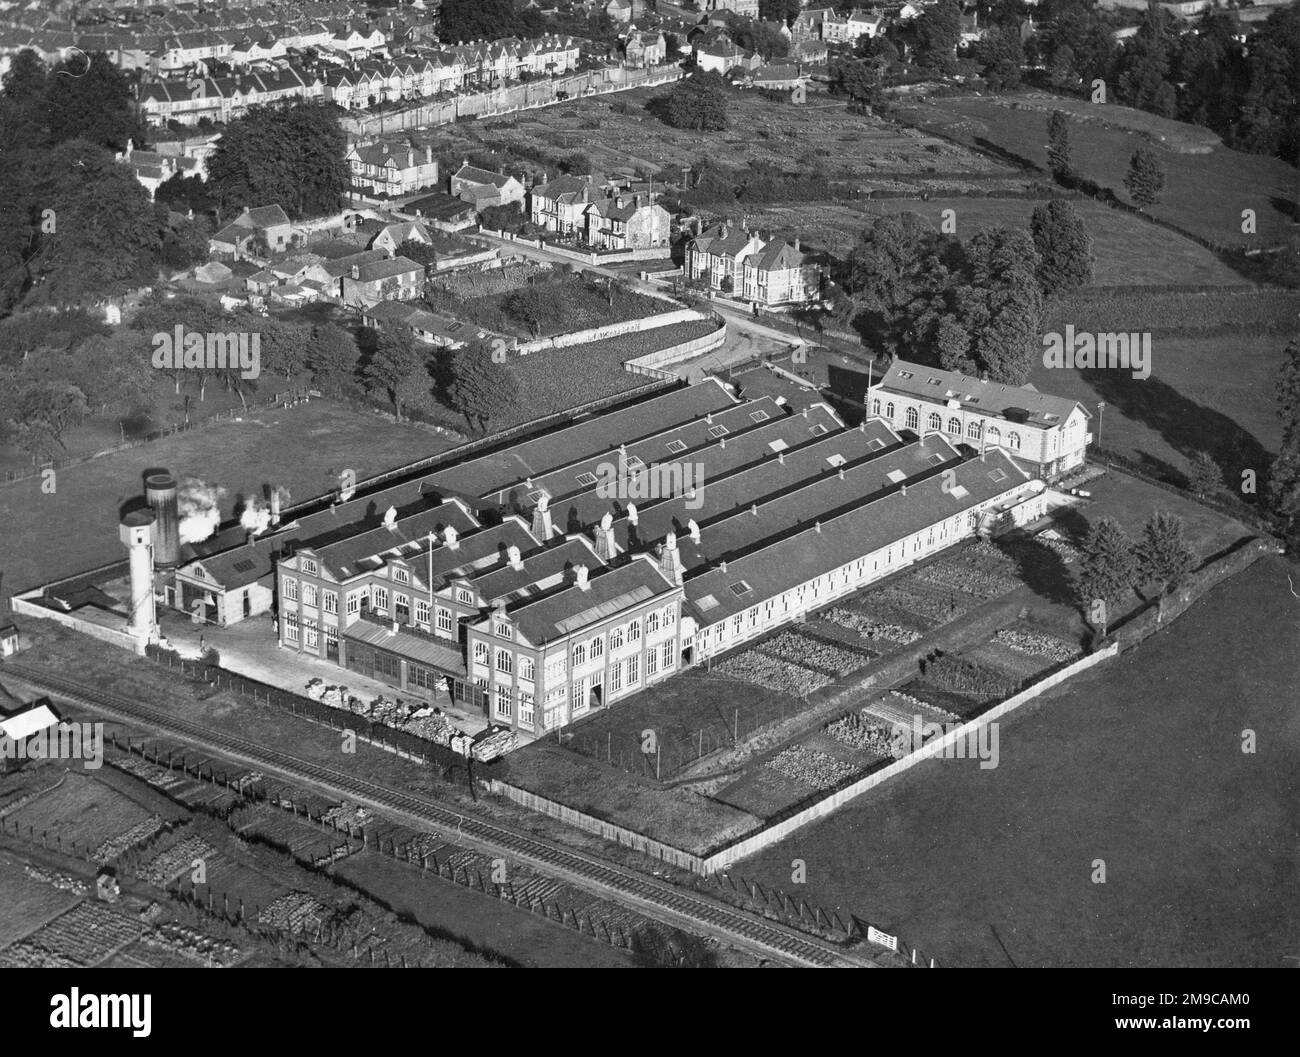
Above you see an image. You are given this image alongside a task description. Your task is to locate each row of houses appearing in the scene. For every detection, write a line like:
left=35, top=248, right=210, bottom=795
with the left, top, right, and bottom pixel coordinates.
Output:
left=134, top=34, right=588, bottom=125
left=685, top=221, right=824, bottom=308
left=526, top=173, right=672, bottom=251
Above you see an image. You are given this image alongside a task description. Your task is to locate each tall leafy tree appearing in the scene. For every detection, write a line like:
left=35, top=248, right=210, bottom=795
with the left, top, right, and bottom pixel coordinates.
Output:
left=1076, top=517, right=1138, bottom=614
left=1185, top=450, right=1221, bottom=496
left=660, top=73, right=729, bottom=132
left=957, top=226, right=1044, bottom=385
left=908, top=0, right=962, bottom=74
left=1135, top=512, right=1195, bottom=595
left=1124, top=147, right=1166, bottom=208
left=43, top=51, right=146, bottom=151
left=364, top=329, right=424, bottom=420
left=450, top=341, right=520, bottom=433
left=973, top=26, right=1024, bottom=91
left=1031, top=199, right=1093, bottom=297
left=308, top=323, right=361, bottom=396
left=1046, top=109, right=1073, bottom=183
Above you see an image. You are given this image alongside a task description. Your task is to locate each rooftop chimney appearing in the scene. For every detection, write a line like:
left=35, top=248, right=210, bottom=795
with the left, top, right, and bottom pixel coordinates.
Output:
left=595, top=511, right=617, bottom=561
left=719, top=559, right=728, bottom=573
left=687, top=518, right=701, bottom=544
left=627, top=502, right=638, bottom=526
left=574, top=564, right=590, bottom=591
left=443, top=525, right=460, bottom=550
left=507, top=543, right=522, bottom=569
left=383, top=505, right=398, bottom=528
left=814, top=520, right=822, bottom=533
left=900, top=484, right=907, bottom=497
left=531, top=493, right=553, bottom=540
left=660, top=531, right=682, bottom=586
left=269, top=486, right=283, bottom=526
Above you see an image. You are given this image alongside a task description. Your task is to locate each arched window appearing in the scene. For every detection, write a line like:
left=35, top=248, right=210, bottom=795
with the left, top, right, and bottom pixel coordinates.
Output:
left=885, top=402, right=895, bottom=419
left=572, top=643, right=586, bottom=666
left=928, top=412, right=942, bottom=431
left=987, top=425, right=1001, bottom=446
left=967, top=420, right=981, bottom=440
left=906, top=406, right=919, bottom=430
left=1009, top=431, right=1021, bottom=451
left=948, top=417, right=961, bottom=435
left=871, top=399, right=881, bottom=415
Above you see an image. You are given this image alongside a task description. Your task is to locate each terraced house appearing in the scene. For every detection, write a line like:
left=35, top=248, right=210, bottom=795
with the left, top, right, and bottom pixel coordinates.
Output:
left=867, top=359, right=1093, bottom=481
left=267, top=378, right=1066, bottom=737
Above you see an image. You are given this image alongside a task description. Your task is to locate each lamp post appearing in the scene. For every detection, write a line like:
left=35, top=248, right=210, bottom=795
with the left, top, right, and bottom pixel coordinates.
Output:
left=1096, top=401, right=1106, bottom=450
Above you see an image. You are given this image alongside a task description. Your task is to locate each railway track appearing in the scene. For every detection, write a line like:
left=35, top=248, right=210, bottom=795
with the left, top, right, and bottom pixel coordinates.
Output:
left=6, top=664, right=872, bottom=968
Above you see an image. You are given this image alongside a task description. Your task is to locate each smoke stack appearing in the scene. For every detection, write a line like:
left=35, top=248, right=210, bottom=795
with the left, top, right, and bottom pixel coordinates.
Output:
left=507, top=544, right=523, bottom=569
left=383, top=506, right=398, bottom=529
left=687, top=518, right=700, bottom=544
left=659, top=531, right=682, bottom=586
left=595, top=511, right=616, bottom=561
left=119, top=508, right=158, bottom=645
left=269, top=487, right=282, bottom=525
left=626, top=502, right=638, bottom=526
left=145, top=472, right=181, bottom=568
left=574, top=564, right=589, bottom=590
left=444, top=525, right=460, bottom=550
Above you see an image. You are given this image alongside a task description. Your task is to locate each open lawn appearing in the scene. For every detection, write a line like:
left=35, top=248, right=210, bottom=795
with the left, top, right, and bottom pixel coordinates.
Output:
left=891, top=93, right=1298, bottom=250
left=0, top=400, right=453, bottom=592
left=738, top=554, right=1300, bottom=967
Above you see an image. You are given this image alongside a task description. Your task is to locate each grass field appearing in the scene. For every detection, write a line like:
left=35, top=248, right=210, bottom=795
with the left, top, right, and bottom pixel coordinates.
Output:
left=891, top=93, right=1299, bottom=250
left=0, top=400, right=453, bottom=593
left=736, top=553, right=1300, bottom=967
left=0, top=854, right=82, bottom=947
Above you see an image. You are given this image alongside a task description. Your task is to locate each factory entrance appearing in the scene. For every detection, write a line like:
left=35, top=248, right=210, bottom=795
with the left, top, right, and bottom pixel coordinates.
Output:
left=179, top=581, right=217, bottom=624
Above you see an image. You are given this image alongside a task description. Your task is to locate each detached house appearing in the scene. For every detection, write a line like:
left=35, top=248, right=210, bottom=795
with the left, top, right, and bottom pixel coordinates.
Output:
left=867, top=359, right=1093, bottom=480
left=685, top=221, right=765, bottom=294
left=208, top=204, right=292, bottom=259
left=583, top=193, right=672, bottom=251
left=341, top=256, right=425, bottom=307
left=530, top=173, right=607, bottom=237
left=623, top=29, right=666, bottom=68
left=347, top=140, right=439, bottom=196
left=741, top=237, right=823, bottom=306
left=450, top=162, right=526, bottom=209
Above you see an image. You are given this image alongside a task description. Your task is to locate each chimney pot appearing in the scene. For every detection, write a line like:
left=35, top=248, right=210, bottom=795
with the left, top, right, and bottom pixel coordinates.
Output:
left=814, top=521, right=821, bottom=533
left=574, top=564, right=590, bottom=590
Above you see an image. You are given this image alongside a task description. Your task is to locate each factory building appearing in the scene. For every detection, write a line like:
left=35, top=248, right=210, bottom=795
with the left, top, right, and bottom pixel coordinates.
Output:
left=271, top=378, right=1062, bottom=735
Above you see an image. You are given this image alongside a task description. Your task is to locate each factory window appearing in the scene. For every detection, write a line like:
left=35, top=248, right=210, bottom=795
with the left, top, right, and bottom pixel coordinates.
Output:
left=409, top=664, right=438, bottom=691
left=457, top=587, right=474, bottom=604
left=661, top=640, right=674, bottom=670
left=323, top=591, right=338, bottom=615
left=906, top=407, right=918, bottom=429
left=496, top=648, right=513, bottom=674
left=646, top=611, right=660, bottom=634
left=374, top=651, right=401, bottom=681
left=303, top=618, right=318, bottom=649
left=987, top=426, right=1001, bottom=445
left=346, top=592, right=362, bottom=616
left=495, top=686, right=513, bottom=719
left=968, top=420, right=982, bottom=440
left=732, top=613, right=743, bottom=636
left=520, top=656, right=535, bottom=682
left=518, top=691, right=535, bottom=726
left=572, top=642, right=586, bottom=666
left=885, top=402, right=894, bottom=419
left=284, top=611, right=299, bottom=641
left=590, top=635, right=604, bottom=659
left=415, top=598, right=430, bottom=625
left=628, top=619, right=641, bottom=642
left=948, top=417, right=961, bottom=435
left=301, top=559, right=317, bottom=576
left=646, top=649, right=659, bottom=677
left=1008, top=431, right=1022, bottom=451
left=663, top=602, right=676, bottom=623
left=871, top=399, right=880, bottom=415
left=611, top=627, right=624, bottom=650
left=372, top=586, right=389, bottom=613
left=473, top=641, right=488, bottom=665
left=494, top=621, right=512, bottom=639
left=302, top=583, right=318, bottom=608
left=626, top=655, right=640, bottom=686
left=395, top=594, right=410, bottom=623
left=609, top=663, right=622, bottom=693
left=393, top=568, right=409, bottom=584
left=928, top=413, right=942, bottom=431
left=282, top=577, right=298, bottom=601
left=436, top=606, right=453, bottom=634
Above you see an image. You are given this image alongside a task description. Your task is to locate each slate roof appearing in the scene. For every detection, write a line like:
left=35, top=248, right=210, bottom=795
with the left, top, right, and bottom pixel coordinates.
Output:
left=874, top=358, right=1089, bottom=428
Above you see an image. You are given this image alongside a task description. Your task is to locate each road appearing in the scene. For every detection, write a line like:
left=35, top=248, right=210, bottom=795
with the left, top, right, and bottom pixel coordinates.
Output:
left=4, top=664, right=875, bottom=969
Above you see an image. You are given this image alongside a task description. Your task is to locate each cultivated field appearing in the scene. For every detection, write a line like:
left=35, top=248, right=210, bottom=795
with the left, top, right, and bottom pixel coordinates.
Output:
left=891, top=93, right=1299, bottom=250
left=0, top=400, right=454, bottom=592
left=737, top=554, right=1300, bottom=968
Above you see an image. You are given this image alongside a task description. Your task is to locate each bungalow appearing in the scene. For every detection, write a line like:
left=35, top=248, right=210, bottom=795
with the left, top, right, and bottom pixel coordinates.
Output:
left=341, top=256, right=425, bottom=307
left=364, top=301, right=493, bottom=348
left=405, top=191, right=479, bottom=232
left=450, top=162, right=526, bottom=209
left=751, top=64, right=808, bottom=91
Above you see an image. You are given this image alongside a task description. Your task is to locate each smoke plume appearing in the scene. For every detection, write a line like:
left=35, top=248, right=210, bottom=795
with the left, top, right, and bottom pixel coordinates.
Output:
left=178, top=477, right=226, bottom=543
left=240, top=497, right=272, bottom=536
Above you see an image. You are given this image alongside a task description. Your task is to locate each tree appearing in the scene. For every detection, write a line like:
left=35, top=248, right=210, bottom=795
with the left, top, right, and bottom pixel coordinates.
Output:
left=729, top=21, right=790, bottom=61
left=1030, top=200, right=1093, bottom=297
left=758, top=0, right=801, bottom=24
left=831, top=60, right=882, bottom=107
left=1135, top=512, right=1195, bottom=595
left=1046, top=109, right=1073, bottom=183
left=308, top=323, right=361, bottom=396
left=1185, top=451, right=1221, bottom=496
left=957, top=226, right=1043, bottom=385
left=450, top=341, right=520, bottom=433
left=660, top=73, right=729, bottom=131
left=364, top=329, right=424, bottom=420
left=207, top=102, right=348, bottom=220
left=42, top=51, right=146, bottom=151
left=1124, top=147, right=1166, bottom=208
left=908, top=0, right=963, bottom=74
left=973, top=27, right=1024, bottom=91
left=1076, top=517, right=1138, bottom=617
left=1269, top=337, right=1300, bottom=532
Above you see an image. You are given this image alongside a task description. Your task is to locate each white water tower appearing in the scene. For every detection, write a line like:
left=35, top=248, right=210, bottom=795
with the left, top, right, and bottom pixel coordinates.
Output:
left=119, top=508, right=159, bottom=645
